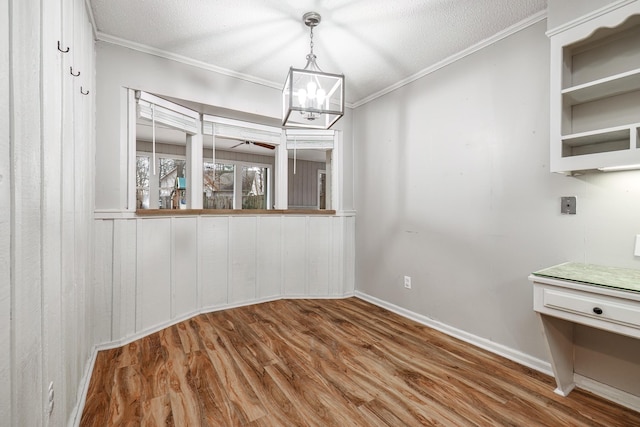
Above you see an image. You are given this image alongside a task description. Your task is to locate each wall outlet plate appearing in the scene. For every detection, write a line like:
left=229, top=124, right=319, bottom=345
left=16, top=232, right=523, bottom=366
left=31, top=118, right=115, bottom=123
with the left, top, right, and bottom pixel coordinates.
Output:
left=561, top=196, right=576, bottom=215
left=404, top=276, right=411, bottom=289
left=635, top=235, right=640, bottom=257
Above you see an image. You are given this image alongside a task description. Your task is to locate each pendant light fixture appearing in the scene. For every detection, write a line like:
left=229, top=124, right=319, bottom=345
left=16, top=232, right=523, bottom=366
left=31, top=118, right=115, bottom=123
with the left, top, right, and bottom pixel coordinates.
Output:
left=282, top=12, right=344, bottom=129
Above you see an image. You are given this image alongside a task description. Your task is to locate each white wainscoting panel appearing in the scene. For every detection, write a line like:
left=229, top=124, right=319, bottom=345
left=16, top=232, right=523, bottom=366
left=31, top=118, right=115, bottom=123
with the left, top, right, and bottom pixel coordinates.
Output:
left=93, top=220, right=113, bottom=344
left=112, top=219, right=137, bottom=340
left=229, top=216, right=258, bottom=303
left=308, top=216, right=331, bottom=295
left=198, top=216, right=229, bottom=309
left=256, top=216, right=283, bottom=299
left=137, top=218, right=172, bottom=331
left=93, top=214, right=356, bottom=344
left=172, top=217, right=199, bottom=317
left=282, top=216, right=308, bottom=296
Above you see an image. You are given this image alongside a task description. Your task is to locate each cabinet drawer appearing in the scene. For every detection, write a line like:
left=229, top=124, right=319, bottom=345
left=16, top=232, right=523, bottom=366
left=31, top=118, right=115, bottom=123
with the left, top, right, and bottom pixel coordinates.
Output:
left=543, top=288, right=640, bottom=329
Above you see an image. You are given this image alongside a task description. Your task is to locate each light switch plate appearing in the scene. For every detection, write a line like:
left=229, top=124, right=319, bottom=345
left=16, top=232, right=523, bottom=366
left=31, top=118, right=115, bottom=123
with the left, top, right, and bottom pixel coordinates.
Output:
left=635, top=235, right=640, bottom=257
left=561, top=196, right=576, bottom=215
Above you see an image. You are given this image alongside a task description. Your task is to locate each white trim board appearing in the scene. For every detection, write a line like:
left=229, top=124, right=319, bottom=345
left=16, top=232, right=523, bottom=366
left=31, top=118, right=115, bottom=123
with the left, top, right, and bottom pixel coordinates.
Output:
left=67, top=346, right=98, bottom=427
left=356, top=291, right=640, bottom=413
left=546, top=0, right=637, bottom=37
left=575, top=374, right=640, bottom=413
left=355, top=291, right=553, bottom=375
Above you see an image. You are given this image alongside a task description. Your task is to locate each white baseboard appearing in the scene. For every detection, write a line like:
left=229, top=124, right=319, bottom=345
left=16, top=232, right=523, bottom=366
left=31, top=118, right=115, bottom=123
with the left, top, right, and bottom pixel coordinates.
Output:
left=356, top=291, right=640, bottom=413
left=68, top=346, right=99, bottom=427
left=355, top=291, right=553, bottom=375
left=97, top=292, right=355, bottom=351
left=575, top=374, right=640, bottom=413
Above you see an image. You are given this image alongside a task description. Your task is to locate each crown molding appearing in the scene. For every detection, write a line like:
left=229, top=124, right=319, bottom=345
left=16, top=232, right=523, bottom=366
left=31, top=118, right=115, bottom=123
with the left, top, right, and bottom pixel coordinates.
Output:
left=546, top=0, right=637, bottom=37
left=351, top=9, right=547, bottom=108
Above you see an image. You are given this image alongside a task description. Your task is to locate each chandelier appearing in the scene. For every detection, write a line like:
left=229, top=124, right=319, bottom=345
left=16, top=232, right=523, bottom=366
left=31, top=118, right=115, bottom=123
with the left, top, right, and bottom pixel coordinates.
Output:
left=282, top=12, right=344, bottom=129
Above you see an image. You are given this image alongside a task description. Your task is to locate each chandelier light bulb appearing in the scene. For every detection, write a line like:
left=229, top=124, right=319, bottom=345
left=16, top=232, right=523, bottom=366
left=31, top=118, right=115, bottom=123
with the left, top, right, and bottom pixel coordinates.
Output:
left=297, top=88, right=307, bottom=107
left=316, top=88, right=326, bottom=107
left=307, top=81, right=317, bottom=99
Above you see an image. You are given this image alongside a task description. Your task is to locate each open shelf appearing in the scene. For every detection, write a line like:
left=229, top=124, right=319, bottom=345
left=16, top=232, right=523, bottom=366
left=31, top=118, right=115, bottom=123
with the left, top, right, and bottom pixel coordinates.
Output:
left=550, top=3, right=640, bottom=173
left=562, top=125, right=632, bottom=147
left=562, top=68, right=640, bottom=105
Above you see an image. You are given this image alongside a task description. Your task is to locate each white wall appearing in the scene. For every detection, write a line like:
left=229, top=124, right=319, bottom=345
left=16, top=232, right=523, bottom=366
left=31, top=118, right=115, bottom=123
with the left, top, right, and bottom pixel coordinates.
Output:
left=353, top=17, right=640, bottom=395
left=4, top=0, right=96, bottom=425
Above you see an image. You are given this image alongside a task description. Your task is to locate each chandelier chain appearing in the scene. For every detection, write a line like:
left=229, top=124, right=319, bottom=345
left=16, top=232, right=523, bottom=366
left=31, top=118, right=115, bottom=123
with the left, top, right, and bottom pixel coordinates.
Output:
left=309, top=26, right=314, bottom=55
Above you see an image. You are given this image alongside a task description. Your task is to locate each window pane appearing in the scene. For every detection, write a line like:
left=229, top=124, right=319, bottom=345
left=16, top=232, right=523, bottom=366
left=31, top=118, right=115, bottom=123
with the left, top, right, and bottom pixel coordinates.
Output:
left=242, top=166, right=267, bottom=209
left=136, top=155, right=150, bottom=209
left=159, top=157, right=186, bottom=209
left=203, top=162, right=235, bottom=209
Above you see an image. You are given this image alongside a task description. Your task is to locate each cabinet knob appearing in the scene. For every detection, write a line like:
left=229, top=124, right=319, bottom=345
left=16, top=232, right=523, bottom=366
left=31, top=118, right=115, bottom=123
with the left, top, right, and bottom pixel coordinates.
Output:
left=593, top=307, right=603, bottom=315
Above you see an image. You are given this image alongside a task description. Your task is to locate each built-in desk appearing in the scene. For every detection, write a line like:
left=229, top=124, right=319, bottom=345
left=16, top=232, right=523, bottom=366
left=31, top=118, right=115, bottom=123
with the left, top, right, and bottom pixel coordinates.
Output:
left=529, top=263, right=640, bottom=408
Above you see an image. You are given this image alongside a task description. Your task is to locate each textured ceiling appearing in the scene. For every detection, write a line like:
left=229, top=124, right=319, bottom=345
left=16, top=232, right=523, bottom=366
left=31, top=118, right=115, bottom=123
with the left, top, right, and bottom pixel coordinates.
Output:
left=89, top=0, right=547, bottom=106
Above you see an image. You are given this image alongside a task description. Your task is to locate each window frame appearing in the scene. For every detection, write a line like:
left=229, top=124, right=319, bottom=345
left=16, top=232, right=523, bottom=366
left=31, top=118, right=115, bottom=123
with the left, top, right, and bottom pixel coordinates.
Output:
left=128, top=89, right=343, bottom=212
left=203, top=157, right=272, bottom=210
left=136, top=150, right=188, bottom=210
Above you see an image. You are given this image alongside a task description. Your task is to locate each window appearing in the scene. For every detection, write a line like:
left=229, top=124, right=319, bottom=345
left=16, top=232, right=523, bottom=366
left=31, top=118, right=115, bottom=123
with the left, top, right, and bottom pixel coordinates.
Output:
left=136, top=155, right=150, bottom=209
left=203, top=162, right=234, bottom=209
left=130, top=91, right=342, bottom=212
left=136, top=151, right=187, bottom=209
left=158, top=157, right=186, bottom=209
left=318, top=170, right=326, bottom=209
left=203, top=159, right=271, bottom=209
left=242, top=165, right=269, bottom=209
left=134, top=91, right=199, bottom=210
left=203, top=115, right=280, bottom=210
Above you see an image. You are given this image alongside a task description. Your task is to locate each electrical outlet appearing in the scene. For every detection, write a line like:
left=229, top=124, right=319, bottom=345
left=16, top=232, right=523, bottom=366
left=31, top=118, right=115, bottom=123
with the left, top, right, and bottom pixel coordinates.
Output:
left=47, top=381, right=54, bottom=416
left=561, top=196, right=576, bottom=215
left=404, top=276, right=411, bottom=289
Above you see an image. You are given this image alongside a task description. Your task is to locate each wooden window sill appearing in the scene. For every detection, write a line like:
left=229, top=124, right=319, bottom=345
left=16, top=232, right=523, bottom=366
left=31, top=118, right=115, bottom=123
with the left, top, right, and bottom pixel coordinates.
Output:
left=135, top=209, right=337, bottom=216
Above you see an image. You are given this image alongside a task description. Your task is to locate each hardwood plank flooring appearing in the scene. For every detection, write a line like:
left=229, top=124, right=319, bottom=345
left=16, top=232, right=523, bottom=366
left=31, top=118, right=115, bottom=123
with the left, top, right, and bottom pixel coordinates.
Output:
left=80, top=298, right=640, bottom=426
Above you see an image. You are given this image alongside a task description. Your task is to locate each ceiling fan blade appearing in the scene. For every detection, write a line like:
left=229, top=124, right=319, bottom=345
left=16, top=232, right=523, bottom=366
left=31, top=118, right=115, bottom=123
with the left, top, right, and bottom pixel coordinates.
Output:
left=252, top=142, right=276, bottom=150
left=230, top=141, right=246, bottom=149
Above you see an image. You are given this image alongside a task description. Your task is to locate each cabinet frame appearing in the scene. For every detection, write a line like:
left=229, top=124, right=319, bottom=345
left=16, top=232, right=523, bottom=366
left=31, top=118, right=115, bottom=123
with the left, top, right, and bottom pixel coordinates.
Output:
left=549, top=2, right=640, bottom=173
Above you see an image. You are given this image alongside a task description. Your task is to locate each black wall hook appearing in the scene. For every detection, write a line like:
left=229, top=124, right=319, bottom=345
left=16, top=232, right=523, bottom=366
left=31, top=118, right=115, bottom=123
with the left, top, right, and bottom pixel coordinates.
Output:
left=80, top=87, right=89, bottom=95
left=70, top=66, right=80, bottom=77
left=57, top=41, right=69, bottom=53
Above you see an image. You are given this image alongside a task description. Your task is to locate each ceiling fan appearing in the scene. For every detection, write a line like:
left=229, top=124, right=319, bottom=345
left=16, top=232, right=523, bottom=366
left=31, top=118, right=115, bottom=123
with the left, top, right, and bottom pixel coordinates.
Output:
left=230, top=140, right=276, bottom=150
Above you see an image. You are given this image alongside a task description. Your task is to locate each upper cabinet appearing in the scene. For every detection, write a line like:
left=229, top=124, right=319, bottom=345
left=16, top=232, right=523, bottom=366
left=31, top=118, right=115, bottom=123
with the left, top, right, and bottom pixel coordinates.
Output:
left=549, top=1, right=640, bottom=173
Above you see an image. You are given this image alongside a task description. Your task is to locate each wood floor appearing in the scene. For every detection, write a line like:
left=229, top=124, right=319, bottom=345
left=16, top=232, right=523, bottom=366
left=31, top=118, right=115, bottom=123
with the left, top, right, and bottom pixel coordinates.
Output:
left=80, top=298, right=640, bottom=426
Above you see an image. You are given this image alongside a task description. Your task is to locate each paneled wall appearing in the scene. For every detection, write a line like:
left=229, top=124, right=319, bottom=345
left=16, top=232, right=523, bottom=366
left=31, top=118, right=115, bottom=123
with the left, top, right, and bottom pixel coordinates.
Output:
left=4, top=0, right=95, bottom=426
left=93, top=214, right=355, bottom=344
left=288, top=158, right=326, bottom=208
